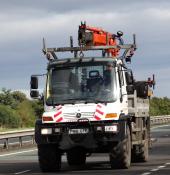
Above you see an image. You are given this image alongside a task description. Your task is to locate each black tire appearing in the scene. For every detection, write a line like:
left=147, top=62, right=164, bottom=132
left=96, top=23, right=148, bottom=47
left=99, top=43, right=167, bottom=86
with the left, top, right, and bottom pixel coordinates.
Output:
left=110, top=126, right=131, bottom=169
left=67, top=147, right=86, bottom=166
left=38, top=144, right=61, bottom=172
left=132, top=131, right=149, bottom=162
left=139, top=137, right=149, bottom=162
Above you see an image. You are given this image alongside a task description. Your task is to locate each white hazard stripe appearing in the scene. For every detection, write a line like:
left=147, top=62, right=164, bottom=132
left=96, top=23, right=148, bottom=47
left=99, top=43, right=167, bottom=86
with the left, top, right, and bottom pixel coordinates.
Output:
left=54, top=105, right=63, bottom=122
left=94, top=104, right=105, bottom=120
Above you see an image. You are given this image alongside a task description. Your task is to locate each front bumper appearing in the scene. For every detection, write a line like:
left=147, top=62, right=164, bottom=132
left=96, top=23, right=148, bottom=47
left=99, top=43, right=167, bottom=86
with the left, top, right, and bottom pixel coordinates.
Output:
left=35, top=119, right=127, bottom=151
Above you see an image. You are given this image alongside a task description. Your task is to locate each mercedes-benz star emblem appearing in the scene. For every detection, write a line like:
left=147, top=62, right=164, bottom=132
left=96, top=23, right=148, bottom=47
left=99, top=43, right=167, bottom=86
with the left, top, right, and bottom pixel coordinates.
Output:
left=76, top=113, right=81, bottom=118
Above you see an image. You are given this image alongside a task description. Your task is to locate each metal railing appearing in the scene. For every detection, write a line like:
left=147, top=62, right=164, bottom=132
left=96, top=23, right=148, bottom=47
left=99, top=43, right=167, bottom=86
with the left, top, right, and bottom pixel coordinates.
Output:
left=150, top=115, right=170, bottom=126
left=0, top=115, right=170, bottom=151
left=0, top=129, right=35, bottom=150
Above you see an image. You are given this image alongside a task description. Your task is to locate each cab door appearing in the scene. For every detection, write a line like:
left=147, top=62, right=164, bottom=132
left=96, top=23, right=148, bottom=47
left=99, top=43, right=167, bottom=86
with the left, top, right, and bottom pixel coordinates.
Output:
left=118, top=66, right=128, bottom=114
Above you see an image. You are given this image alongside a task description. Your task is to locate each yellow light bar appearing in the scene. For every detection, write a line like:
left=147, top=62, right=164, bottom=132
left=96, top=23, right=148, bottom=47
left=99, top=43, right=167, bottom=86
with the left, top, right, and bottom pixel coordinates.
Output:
left=148, top=89, right=153, bottom=97
left=105, top=113, right=117, bottom=118
left=42, top=116, right=53, bottom=122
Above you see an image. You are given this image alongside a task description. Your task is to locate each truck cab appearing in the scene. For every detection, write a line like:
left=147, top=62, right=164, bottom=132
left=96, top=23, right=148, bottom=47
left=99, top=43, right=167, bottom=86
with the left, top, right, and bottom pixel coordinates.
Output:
left=43, top=58, right=128, bottom=123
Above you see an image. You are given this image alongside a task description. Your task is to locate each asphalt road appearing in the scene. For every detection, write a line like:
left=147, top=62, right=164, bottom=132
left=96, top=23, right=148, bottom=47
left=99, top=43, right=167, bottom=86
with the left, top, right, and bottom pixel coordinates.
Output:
left=0, top=124, right=170, bottom=175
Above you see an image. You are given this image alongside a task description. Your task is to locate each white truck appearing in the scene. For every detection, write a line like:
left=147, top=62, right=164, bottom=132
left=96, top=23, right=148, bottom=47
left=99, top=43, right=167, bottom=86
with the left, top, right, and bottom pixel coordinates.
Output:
left=30, top=22, right=155, bottom=172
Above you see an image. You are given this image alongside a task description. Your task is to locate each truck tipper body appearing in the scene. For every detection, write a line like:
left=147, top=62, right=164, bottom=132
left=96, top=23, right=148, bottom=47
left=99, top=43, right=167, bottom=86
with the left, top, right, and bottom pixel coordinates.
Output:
left=30, top=22, right=155, bottom=172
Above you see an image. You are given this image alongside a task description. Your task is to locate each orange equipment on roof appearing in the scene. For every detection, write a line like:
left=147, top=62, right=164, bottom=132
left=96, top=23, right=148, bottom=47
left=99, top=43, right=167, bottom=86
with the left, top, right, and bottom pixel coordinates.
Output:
left=78, top=22, right=123, bottom=57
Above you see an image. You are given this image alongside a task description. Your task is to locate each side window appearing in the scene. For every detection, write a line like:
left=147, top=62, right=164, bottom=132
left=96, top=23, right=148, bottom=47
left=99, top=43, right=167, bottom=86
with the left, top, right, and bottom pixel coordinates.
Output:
left=118, top=66, right=124, bottom=87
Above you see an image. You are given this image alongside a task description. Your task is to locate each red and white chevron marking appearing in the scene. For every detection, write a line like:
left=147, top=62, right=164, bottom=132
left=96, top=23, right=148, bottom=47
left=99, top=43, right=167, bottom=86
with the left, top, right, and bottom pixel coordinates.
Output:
left=54, top=105, right=63, bottom=122
left=94, top=104, right=104, bottom=120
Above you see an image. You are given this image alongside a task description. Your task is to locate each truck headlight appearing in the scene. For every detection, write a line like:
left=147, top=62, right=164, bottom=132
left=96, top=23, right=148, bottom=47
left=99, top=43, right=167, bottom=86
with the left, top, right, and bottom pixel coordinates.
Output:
left=105, top=125, right=118, bottom=132
left=54, top=128, right=61, bottom=133
left=41, top=128, right=52, bottom=135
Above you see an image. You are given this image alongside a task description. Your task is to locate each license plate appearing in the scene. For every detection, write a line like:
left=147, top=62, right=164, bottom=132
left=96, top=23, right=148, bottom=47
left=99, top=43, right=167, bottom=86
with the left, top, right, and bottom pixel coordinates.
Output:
left=105, top=125, right=118, bottom=132
left=68, top=128, right=89, bottom=134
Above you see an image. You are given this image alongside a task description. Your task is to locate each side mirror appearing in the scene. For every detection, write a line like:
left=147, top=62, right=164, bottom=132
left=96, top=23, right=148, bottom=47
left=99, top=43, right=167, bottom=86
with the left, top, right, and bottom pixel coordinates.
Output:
left=126, top=85, right=134, bottom=94
left=125, top=71, right=133, bottom=85
left=30, top=76, right=38, bottom=89
left=30, top=90, right=39, bottom=98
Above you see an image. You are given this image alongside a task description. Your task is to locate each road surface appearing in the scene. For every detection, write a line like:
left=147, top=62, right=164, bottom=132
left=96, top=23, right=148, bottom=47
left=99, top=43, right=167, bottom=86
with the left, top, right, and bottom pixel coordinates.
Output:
left=0, top=124, right=170, bottom=175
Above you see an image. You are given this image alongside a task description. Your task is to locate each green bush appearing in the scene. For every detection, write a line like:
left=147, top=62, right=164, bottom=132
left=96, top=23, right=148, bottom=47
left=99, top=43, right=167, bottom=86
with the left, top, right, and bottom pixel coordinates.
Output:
left=16, top=101, right=36, bottom=127
left=0, top=88, right=44, bottom=129
left=0, top=105, right=20, bottom=128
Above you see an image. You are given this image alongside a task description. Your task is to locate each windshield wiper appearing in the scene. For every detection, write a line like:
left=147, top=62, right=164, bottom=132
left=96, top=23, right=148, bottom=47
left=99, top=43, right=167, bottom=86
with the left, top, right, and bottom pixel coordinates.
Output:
left=47, top=97, right=115, bottom=106
left=67, top=97, right=87, bottom=101
left=67, top=98, right=87, bottom=103
left=66, top=97, right=96, bottom=104
left=66, top=97, right=115, bottom=104
left=94, top=99, right=115, bottom=103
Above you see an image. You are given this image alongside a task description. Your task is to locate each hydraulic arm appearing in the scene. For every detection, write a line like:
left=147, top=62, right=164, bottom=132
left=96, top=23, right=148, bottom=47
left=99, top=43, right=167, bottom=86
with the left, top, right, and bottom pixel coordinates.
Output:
left=78, top=22, right=123, bottom=57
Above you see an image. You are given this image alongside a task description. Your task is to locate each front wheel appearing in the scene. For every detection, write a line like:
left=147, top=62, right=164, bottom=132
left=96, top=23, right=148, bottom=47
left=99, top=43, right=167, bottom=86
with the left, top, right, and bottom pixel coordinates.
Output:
left=38, top=144, right=62, bottom=172
left=110, top=126, right=131, bottom=169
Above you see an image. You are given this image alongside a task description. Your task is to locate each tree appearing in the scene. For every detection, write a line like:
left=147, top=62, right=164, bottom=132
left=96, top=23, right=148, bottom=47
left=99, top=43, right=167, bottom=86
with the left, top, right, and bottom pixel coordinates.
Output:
left=31, top=100, right=44, bottom=119
left=0, top=88, right=16, bottom=108
left=0, top=88, right=42, bottom=128
left=150, top=97, right=170, bottom=116
left=12, top=91, right=27, bottom=103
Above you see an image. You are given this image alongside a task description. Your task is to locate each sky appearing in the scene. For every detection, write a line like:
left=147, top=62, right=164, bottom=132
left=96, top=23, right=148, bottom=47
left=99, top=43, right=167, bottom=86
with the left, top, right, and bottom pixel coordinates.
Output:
left=0, top=0, right=170, bottom=97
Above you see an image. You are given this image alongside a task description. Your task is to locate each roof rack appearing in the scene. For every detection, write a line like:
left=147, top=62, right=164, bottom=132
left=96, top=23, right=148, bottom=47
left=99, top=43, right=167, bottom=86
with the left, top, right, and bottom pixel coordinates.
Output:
left=42, top=27, right=137, bottom=63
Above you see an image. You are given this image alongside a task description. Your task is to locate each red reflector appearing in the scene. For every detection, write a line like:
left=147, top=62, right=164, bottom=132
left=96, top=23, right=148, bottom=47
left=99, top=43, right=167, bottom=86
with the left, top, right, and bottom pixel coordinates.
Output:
left=42, top=116, right=53, bottom=121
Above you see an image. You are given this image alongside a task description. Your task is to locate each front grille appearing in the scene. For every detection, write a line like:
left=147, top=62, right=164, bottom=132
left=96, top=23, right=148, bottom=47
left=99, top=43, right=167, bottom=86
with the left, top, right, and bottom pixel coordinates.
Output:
left=63, top=112, right=94, bottom=119
left=63, top=113, right=75, bottom=118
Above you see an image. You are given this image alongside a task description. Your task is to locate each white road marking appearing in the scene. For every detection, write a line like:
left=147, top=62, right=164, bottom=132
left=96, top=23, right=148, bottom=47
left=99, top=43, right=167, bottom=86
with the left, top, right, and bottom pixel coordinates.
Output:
left=141, top=162, right=169, bottom=175
left=150, top=168, right=159, bottom=172
left=14, top=170, right=31, bottom=174
left=141, top=172, right=151, bottom=175
left=158, top=165, right=166, bottom=169
left=166, top=162, right=170, bottom=165
left=0, top=149, right=37, bottom=157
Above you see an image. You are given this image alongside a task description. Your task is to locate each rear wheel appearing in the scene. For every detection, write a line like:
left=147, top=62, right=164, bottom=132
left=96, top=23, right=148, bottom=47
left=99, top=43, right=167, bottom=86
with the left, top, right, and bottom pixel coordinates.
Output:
left=131, top=128, right=149, bottom=162
left=67, top=147, right=86, bottom=166
left=139, top=137, right=149, bottom=162
left=38, top=144, right=61, bottom=172
left=110, top=126, right=131, bottom=169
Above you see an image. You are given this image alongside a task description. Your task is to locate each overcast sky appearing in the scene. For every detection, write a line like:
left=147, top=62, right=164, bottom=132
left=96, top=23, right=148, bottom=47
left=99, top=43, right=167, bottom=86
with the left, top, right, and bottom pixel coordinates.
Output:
left=0, top=0, right=170, bottom=97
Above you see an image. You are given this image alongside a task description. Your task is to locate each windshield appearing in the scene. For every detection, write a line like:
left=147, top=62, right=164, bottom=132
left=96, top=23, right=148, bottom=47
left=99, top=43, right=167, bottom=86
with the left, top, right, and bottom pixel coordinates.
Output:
left=46, top=62, right=117, bottom=105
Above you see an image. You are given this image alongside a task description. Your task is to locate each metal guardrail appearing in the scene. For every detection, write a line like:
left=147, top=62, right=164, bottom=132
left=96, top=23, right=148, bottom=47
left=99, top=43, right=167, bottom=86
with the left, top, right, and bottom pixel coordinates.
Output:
left=150, top=115, right=170, bottom=126
left=0, top=116, right=170, bottom=151
left=0, top=129, right=35, bottom=150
